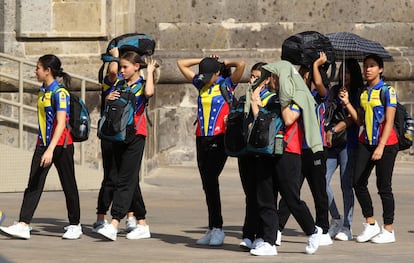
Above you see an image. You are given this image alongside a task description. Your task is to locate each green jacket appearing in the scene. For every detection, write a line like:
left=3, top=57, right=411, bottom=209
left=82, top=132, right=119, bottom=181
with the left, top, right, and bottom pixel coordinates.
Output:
left=253, top=60, right=323, bottom=153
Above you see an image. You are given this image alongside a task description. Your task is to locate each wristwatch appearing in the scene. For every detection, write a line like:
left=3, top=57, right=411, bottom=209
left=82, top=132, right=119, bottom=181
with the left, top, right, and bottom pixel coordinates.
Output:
left=330, top=127, right=336, bottom=135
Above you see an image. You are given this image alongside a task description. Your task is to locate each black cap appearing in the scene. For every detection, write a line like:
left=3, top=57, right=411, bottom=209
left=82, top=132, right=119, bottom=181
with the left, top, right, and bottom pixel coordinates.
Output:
left=197, top=57, right=221, bottom=85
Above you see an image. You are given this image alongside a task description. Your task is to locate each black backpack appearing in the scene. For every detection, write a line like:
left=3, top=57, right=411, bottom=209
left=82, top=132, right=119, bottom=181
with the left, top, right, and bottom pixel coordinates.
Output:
left=281, top=31, right=336, bottom=82
left=98, top=33, right=156, bottom=83
left=98, top=84, right=141, bottom=144
left=224, top=96, right=249, bottom=156
left=380, top=85, right=413, bottom=151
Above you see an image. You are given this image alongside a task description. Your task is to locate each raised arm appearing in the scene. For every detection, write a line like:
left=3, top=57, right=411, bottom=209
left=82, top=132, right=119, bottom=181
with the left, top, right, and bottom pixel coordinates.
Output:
left=176, top=58, right=202, bottom=82
left=107, top=47, right=120, bottom=84
left=222, top=59, right=246, bottom=83
left=312, top=52, right=327, bottom=98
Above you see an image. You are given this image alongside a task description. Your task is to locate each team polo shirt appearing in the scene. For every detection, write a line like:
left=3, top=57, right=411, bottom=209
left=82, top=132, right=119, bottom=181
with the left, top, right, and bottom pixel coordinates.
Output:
left=37, top=80, right=72, bottom=147
left=112, top=77, right=148, bottom=137
left=284, top=103, right=303, bottom=155
left=359, top=80, right=398, bottom=145
left=193, top=75, right=237, bottom=136
left=301, top=88, right=328, bottom=149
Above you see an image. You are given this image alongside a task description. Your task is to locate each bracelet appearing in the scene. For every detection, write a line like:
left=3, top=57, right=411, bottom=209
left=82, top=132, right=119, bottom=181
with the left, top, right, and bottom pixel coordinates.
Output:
left=330, top=127, right=336, bottom=134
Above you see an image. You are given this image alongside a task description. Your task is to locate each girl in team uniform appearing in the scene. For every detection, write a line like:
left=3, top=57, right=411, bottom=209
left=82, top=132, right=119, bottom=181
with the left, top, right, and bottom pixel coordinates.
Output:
left=0, top=54, right=81, bottom=240
left=339, top=54, right=398, bottom=244
left=96, top=48, right=157, bottom=241
left=177, top=56, right=245, bottom=246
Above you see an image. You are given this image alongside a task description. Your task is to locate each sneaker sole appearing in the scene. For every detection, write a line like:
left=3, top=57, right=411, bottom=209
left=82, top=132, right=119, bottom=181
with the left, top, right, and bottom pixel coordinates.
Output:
left=239, top=244, right=251, bottom=251
left=0, top=230, right=30, bottom=239
left=97, top=232, right=116, bottom=241
left=62, top=235, right=82, bottom=240
left=126, top=234, right=151, bottom=240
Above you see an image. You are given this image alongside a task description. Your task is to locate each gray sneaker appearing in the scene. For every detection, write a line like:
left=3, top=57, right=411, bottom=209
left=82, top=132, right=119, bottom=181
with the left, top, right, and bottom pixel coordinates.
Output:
left=196, top=229, right=212, bottom=245
left=125, top=217, right=137, bottom=232
left=209, top=227, right=225, bottom=246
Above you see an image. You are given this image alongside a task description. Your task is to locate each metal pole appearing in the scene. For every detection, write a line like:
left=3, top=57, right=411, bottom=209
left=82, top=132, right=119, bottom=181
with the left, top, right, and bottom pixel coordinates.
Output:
left=18, top=61, right=24, bottom=149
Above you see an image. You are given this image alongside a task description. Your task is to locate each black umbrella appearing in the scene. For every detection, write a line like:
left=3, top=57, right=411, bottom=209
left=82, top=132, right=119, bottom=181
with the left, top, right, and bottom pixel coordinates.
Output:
left=325, top=32, right=393, bottom=62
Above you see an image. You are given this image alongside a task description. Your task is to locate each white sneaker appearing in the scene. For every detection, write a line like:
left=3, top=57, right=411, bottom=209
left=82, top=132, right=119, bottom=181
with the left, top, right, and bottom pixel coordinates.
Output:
left=252, top=238, right=264, bottom=249
left=250, top=241, right=277, bottom=256
left=209, top=227, right=225, bottom=246
left=0, top=222, right=30, bottom=239
left=305, top=226, right=322, bottom=254
left=239, top=238, right=253, bottom=250
left=371, top=226, right=395, bottom=244
left=125, top=216, right=137, bottom=232
left=335, top=228, right=353, bottom=241
left=356, top=221, right=380, bottom=243
left=319, top=232, right=333, bottom=246
left=126, top=224, right=151, bottom=240
left=275, top=230, right=282, bottom=246
left=196, top=229, right=212, bottom=245
left=328, top=217, right=343, bottom=238
left=92, top=220, right=108, bottom=233
left=97, top=223, right=117, bottom=241
left=62, top=224, right=82, bottom=239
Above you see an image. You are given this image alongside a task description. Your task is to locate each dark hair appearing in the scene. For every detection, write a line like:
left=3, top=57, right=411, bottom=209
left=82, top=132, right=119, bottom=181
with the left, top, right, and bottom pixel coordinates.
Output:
left=363, top=54, right=384, bottom=69
left=250, top=62, right=267, bottom=71
left=339, top=58, right=364, bottom=98
left=299, top=65, right=330, bottom=88
left=38, top=54, right=71, bottom=89
left=120, top=51, right=146, bottom=67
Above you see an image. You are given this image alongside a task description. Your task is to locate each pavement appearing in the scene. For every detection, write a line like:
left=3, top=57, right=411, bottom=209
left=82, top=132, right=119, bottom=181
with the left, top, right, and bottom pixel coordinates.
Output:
left=0, top=160, right=414, bottom=263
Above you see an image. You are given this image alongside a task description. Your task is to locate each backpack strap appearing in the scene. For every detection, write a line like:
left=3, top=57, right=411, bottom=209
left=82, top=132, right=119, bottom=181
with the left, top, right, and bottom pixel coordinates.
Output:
left=51, top=85, right=70, bottom=148
left=379, top=83, right=390, bottom=106
left=285, top=121, right=298, bottom=145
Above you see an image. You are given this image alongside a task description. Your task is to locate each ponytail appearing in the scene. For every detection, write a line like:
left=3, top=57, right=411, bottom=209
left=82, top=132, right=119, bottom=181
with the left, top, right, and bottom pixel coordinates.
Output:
left=38, top=54, right=72, bottom=89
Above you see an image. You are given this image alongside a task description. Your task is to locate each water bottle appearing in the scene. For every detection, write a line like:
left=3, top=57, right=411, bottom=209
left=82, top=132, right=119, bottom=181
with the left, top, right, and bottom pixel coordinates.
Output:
left=274, top=131, right=284, bottom=155
left=405, top=119, right=414, bottom=141
left=78, top=116, right=87, bottom=138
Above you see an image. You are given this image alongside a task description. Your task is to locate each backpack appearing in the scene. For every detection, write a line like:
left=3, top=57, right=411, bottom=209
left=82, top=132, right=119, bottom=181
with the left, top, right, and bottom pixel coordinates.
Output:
left=224, top=96, right=250, bottom=157
left=380, top=85, right=413, bottom=151
left=98, top=87, right=137, bottom=143
left=98, top=33, right=156, bottom=83
left=53, top=87, right=91, bottom=143
left=246, top=93, right=285, bottom=156
left=281, top=31, right=336, bottom=82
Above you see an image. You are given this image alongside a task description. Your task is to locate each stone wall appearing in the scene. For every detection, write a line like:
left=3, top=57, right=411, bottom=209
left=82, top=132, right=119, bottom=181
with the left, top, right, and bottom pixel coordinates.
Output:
left=1, top=0, right=413, bottom=173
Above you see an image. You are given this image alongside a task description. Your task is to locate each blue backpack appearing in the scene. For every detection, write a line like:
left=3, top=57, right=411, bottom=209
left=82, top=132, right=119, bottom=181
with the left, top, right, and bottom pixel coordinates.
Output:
left=246, top=91, right=286, bottom=156
left=98, top=86, right=138, bottom=143
left=53, top=87, right=91, bottom=144
left=380, top=85, right=413, bottom=151
left=98, top=33, right=156, bottom=83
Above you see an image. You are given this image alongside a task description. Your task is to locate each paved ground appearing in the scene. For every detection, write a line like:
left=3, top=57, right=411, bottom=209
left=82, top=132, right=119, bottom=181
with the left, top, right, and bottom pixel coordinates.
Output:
left=0, top=160, right=414, bottom=263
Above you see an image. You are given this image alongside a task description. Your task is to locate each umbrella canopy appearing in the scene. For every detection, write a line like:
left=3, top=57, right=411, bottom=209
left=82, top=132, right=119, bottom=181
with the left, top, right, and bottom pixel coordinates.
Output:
left=325, top=32, right=393, bottom=61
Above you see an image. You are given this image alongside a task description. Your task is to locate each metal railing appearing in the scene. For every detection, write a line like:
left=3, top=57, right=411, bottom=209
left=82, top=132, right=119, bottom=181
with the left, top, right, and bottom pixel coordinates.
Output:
left=0, top=52, right=99, bottom=165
